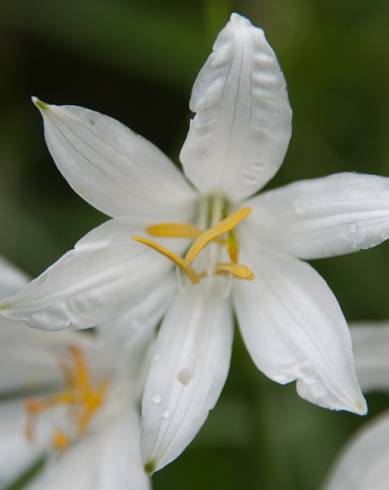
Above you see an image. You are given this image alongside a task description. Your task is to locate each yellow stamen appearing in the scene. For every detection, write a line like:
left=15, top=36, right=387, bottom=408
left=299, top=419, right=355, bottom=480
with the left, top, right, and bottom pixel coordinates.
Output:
left=146, top=223, right=202, bottom=239
left=185, top=207, right=252, bottom=265
left=53, top=430, right=71, bottom=450
left=77, top=378, right=110, bottom=434
left=68, top=344, right=93, bottom=396
left=132, top=235, right=200, bottom=284
left=25, top=345, right=109, bottom=449
left=216, top=263, right=255, bottom=280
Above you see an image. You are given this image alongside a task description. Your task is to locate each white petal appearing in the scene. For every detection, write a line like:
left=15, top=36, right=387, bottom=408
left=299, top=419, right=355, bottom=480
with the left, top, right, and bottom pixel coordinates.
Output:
left=350, top=323, right=389, bottom=393
left=246, top=172, right=389, bottom=259
left=34, top=98, right=195, bottom=222
left=0, top=320, right=101, bottom=394
left=233, top=237, right=366, bottom=414
left=0, top=256, right=29, bottom=297
left=180, top=13, right=292, bottom=201
left=141, top=279, right=233, bottom=472
left=105, top=271, right=176, bottom=347
left=323, top=412, right=389, bottom=490
left=27, top=410, right=150, bottom=490
left=0, top=400, right=50, bottom=487
left=0, top=220, right=174, bottom=330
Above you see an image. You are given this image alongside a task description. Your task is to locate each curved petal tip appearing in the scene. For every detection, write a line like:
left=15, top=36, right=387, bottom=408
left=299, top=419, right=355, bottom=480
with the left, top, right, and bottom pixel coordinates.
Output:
left=144, top=460, right=156, bottom=475
left=354, top=398, right=368, bottom=416
left=31, top=96, right=49, bottom=111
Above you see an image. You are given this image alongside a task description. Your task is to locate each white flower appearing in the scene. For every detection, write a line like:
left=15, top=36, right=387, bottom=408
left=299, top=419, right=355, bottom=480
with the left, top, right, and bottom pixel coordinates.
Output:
left=323, top=323, right=389, bottom=490
left=0, top=257, right=150, bottom=490
left=3, top=11, right=389, bottom=472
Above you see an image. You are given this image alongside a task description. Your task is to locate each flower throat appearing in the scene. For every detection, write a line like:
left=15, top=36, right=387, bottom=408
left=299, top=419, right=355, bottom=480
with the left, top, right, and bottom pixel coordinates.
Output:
left=132, top=195, right=255, bottom=285
left=25, top=344, right=109, bottom=450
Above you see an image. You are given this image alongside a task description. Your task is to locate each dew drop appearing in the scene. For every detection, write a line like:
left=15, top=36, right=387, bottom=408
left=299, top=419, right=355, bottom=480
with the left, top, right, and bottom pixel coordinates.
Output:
left=293, top=201, right=306, bottom=216
left=152, top=394, right=162, bottom=405
left=178, top=368, right=193, bottom=385
left=162, top=410, right=170, bottom=419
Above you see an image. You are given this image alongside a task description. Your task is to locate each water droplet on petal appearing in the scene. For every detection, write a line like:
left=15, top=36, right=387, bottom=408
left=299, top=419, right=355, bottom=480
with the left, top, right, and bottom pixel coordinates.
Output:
left=162, top=410, right=170, bottom=419
left=152, top=394, right=162, bottom=405
left=293, top=200, right=306, bottom=216
left=178, top=368, right=193, bottom=385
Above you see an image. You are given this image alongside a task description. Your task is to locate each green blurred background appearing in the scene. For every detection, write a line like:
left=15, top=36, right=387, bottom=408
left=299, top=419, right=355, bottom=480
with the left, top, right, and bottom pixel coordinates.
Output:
left=1, top=0, right=389, bottom=488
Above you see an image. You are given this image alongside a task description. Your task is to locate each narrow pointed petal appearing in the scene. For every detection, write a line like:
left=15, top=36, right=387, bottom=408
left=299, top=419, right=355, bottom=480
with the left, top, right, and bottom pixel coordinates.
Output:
left=0, top=256, right=29, bottom=297
left=27, top=411, right=150, bottom=490
left=0, top=400, right=50, bottom=487
left=323, top=412, right=389, bottom=490
left=141, top=280, right=233, bottom=472
left=246, top=173, right=389, bottom=259
left=33, top=98, right=195, bottom=222
left=180, top=13, right=292, bottom=201
left=233, top=237, right=366, bottom=414
left=0, top=220, right=174, bottom=330
left=351, top=323, right=389, bottom=393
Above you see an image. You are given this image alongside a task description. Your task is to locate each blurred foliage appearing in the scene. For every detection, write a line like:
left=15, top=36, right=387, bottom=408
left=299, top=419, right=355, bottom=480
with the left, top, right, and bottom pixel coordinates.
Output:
left=1, top=0, right=389, bottom=489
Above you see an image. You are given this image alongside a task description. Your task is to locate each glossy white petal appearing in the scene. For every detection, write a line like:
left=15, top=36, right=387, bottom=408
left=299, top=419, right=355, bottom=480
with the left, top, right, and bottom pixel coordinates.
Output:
left=27, top=410, right=150, bottom=490
left=141, top=279, right=233, bottom=472
left=0, top=256, right=28, bottom=297
left=0, top=220, right=173, bottom=330
left=0, top=400, right=50, bottom=487
left=351, top=323, right=389, bottom=393
left=323, top=412, right=389, bottom=490
left=246, top=173, right=389, bottom=259
left=180, top=13, right=292, bottom=201
left=233, top=236, right=366, bottom=414
left=34, top=98, right=195, bottom=222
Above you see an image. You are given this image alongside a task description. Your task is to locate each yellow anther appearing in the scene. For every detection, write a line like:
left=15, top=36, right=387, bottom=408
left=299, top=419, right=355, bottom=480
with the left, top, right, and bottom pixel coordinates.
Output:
left=53, top=430, right=71, bottom=450
left=185, top=207, right=252, bottom=265
left=146, top=223, right=226, bottom=245
left=132, top=235, right=200, bottom=284
left=24, top=345, right=109, bottom=449
left=216, top=263, right=255, bottom=280
left=146, top=223, right=202, bottom=239
left=227, top=231, right=239, bottom=264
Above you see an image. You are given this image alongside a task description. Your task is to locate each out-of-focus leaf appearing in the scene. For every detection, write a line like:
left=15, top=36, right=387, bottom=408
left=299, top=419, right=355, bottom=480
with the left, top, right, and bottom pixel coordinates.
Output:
left=0, top=0, right=207, bottom=88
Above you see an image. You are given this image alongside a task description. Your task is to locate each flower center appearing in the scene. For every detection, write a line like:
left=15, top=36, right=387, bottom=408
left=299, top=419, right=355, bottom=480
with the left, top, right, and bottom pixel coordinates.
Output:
left=132, top=197, right=254, bottom=285
left=25, top=344, right=109, bottom=451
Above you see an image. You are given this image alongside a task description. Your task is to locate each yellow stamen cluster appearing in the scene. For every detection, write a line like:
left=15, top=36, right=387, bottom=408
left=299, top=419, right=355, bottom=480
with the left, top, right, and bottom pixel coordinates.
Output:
left=133, top=207, right=255, bottom=284
left=25, top=344, right=109, bottom=451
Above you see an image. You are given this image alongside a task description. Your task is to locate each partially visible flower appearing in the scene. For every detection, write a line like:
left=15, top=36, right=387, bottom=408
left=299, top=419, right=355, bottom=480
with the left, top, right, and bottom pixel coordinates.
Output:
left=0, top=257, right=150, bottom=490
left=351, top=323, right=389, bottom=393
left=4, top=12, right=389, bottom=472
left=323, top=323, right=389, bottom=490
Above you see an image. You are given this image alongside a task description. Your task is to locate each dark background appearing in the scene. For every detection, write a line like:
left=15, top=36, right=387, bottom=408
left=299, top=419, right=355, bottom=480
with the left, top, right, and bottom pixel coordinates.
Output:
left=1, top=0, right=389, bottom=489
